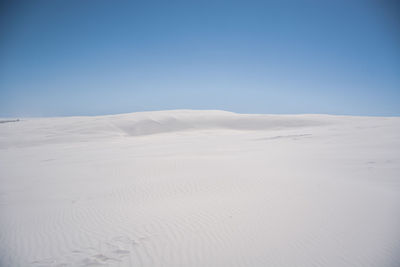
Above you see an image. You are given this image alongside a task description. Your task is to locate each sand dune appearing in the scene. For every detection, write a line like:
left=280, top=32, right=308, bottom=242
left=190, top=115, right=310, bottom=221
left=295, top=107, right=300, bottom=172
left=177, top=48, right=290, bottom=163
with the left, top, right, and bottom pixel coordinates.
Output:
left=0, top=110, right=399, bottom=267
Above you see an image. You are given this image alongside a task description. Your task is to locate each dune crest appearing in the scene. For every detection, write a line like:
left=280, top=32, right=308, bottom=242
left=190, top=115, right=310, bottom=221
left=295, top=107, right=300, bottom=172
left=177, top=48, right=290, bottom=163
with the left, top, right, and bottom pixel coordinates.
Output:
left=109, top=110, right=326, bottom=136
left=0, top=110, right=329, bottom=148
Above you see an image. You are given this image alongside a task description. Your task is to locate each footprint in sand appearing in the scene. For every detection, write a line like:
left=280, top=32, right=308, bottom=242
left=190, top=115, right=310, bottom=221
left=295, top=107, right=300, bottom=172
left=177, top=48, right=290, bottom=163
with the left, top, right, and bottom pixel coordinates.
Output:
left=31, top=235, right=140, bottom=266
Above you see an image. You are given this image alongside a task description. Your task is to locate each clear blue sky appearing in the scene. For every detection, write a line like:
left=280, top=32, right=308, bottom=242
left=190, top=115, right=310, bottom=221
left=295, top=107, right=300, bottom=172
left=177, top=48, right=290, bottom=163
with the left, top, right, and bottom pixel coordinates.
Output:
left=1, top=0, right=399, bottom=116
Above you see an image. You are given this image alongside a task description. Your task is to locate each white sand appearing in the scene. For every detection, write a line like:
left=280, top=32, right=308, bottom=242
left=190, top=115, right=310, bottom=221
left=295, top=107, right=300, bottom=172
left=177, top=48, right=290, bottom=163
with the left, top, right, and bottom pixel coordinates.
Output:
left=0, top=110, right=399, bottom=267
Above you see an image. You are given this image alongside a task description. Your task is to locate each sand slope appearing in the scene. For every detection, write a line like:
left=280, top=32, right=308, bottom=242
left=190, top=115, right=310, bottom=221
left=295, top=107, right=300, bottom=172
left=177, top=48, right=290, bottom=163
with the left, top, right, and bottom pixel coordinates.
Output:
left=0, top=110, right=399, bottom=267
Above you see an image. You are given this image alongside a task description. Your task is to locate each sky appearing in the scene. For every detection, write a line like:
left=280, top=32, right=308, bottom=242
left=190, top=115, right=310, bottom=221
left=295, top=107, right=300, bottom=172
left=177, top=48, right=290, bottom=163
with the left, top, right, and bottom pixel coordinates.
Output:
left=0, top=0, right=399, bottom=117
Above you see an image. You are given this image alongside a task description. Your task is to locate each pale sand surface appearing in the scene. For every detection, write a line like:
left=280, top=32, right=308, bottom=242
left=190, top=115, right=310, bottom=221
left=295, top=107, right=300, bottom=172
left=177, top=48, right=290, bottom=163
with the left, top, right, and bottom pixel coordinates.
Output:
left=0, top=110, right=399, bottom=266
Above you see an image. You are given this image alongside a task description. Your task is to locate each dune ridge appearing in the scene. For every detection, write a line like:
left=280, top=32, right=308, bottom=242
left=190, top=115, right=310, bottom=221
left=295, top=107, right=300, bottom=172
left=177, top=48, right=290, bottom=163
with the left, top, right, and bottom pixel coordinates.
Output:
left=0, top=110, right=330, bottom=148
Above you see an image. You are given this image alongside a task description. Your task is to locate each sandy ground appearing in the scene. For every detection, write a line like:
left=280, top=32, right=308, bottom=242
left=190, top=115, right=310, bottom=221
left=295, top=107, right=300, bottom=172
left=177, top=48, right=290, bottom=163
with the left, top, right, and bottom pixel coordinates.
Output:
left=0, top=110, right=399, bottom=267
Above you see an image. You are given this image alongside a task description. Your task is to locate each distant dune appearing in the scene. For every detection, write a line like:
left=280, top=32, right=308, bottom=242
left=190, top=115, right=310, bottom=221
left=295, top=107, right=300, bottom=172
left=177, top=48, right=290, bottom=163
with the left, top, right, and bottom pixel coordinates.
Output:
left=0, top=110, right=399, bottom=267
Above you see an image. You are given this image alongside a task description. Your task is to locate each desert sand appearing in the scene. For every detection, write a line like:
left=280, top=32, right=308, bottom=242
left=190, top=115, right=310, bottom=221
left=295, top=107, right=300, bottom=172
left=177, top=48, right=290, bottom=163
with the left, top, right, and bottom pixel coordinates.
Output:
left=0, top=110, right=399, bottom=267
